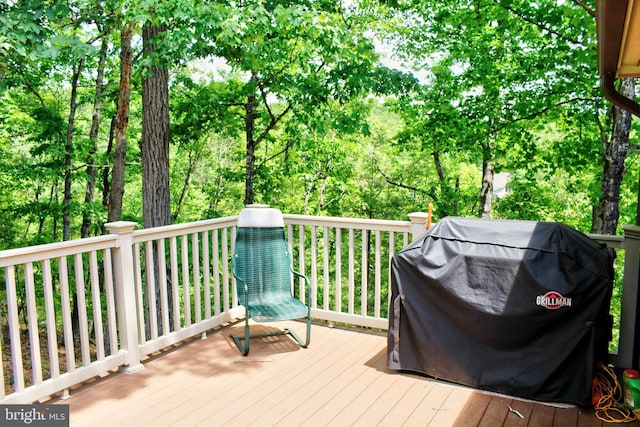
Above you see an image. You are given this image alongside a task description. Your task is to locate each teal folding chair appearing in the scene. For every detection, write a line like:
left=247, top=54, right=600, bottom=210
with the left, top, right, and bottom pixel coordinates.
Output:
left=231, top=206, right=311, bottom=356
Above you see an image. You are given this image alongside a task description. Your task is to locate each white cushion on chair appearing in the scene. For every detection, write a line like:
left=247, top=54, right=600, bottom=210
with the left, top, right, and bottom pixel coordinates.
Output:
left=238, top=205, right=284, bottom=227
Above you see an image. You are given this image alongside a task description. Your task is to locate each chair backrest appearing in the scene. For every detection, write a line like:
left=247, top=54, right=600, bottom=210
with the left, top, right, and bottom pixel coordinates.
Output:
left=233, top=206, right=293, bottom=302
left=237, top=205, right=284, bottom=228
left=233, top=227, right=294, bottom=302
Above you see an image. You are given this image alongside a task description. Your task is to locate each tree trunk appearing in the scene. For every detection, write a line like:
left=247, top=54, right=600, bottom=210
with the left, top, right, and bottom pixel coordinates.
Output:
left=454, top=177, right=460, bottom=216
left=141, top=23, right=171, bottom=228
left=479, top=160, right=494, bottom=218
left=108, top=24, right=135, bottom=223
left=48, top=181, right=58, bottom=239
left=432, top=150, right=445, bottom=182
left=241, top=73, right=291, bottom=207
left=172, top=149, right=199, bottom=223
left=244, top=91, right=258, bottom=206
left=432, top=149, right=457, bottom=216
left=81, top=38, right=108, bottom=238
left=142, top=22, right=172, bottom=333
left=63, top=60, right=84, bottom=241
left=64, top=61, right=84, bottom=343
left=101, top=116, right=117, bottom=233
left=592, top=78, right=635, bottom=235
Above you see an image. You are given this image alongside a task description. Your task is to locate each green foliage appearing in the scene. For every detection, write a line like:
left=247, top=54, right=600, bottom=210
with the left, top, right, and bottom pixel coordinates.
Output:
left=169, top=75, right=247, bottom=220
left=362, top=0, right=613, bottom=232
left=0, top=0, right=635, bottom=253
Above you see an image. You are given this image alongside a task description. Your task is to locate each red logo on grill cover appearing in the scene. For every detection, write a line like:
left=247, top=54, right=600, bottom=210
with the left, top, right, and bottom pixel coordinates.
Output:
left=536, top=291, right=572, bottom=310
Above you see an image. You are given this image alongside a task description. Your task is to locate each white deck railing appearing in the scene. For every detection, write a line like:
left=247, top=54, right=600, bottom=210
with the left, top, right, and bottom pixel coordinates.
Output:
left=1, top=213, right=639, bottom=404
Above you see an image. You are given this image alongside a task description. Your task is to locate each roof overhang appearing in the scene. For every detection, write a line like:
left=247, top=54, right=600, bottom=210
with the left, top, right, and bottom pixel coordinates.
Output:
left=597, top=0, right=640, bottom=116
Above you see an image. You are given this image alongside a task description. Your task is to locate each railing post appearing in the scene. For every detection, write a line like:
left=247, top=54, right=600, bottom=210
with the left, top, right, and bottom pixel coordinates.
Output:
left=407, top=212, right=429, bottom=241
left=105, top=221, right=144, bottom=374
left=618, top=224, right=640, bottom=369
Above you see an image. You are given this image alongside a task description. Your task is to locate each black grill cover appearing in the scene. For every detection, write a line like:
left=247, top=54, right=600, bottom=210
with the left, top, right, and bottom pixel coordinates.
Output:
left=388, top=217, right=613, bottom=406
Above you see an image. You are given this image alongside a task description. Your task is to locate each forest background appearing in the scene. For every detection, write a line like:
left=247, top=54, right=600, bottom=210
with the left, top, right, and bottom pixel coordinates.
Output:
left=0, top=0, right=638, bottom=253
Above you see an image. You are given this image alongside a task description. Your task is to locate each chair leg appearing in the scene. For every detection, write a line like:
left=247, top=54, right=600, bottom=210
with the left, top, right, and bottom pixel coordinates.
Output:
left=231, top=317, right=251, bottom=356
left=305, top=315, right=311, bottom=347
left=284, top=316, right=311, bottom=348
left=232, top=317, right=311, bottom=355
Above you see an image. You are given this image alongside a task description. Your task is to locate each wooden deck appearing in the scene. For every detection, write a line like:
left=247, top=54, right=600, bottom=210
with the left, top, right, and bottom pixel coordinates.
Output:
left=52, top=321, right=640, bottom=427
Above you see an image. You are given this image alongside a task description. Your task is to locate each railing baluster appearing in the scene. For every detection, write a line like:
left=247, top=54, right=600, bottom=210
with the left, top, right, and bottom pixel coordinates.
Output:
left=103, top=249, right=118, bottom=356
left=181, top=234, right=191, bottom=327
left=5, top=265, right=24, bottom=393
left=212, top=230, right=221, bottom=316
left=362, top=229, right=369, bottom=316
left=133, top=243, right=146, bottom=342
left=286, top=224, right=294, bottom=253
left=323, top=226, right=330, bottom=311
left=287, top=225, right=294, bottom=294
left=203, top=231, right=211, bottom=319
left=298, top=225, right=306, bottom=300
left=231, top=227, right=237, bottom=308
left=145, top=242, right=158, bottom=340
left=169, top=236, right=180, bottom=330
left=74, top=253, right=91, bottom=366
left=221, top=228, right=230, bottom=312
left=375, top=230, right=382, bottom=318
left=388, top=232, right=396, bottom=316
left=157, top=239, right=169, bottom=336
left=348, top=229, right=355, bottom=314
left=0, top=327, right=4, bottom=398
left=335, top=228, right=342, bottom=313
left=42, top=259, right=60, bottom=379
left=192, top=233, right=201, bottom=324
left=89, top=251, right=105, bottom=360
left=24, top=262, right=43, bottom=385
left=310, top=226, right=318, bottom=308
left=59, top=256, right=75, bottom=373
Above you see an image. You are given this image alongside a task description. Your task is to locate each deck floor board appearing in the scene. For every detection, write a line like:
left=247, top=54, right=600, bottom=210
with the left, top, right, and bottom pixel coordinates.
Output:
left=52, top=321, right=640, bottom=427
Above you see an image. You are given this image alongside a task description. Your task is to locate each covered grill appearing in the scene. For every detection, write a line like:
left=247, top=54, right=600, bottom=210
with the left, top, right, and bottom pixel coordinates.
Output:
left=388, top=217, right=614, bottom=405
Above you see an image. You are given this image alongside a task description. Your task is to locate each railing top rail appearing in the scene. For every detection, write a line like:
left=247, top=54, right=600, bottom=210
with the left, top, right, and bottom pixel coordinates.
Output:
left=588, top=233, right=625, bottom=249
left=131, top=216, right=239, bottom=243
left=0, top=213, right=412, bottom=269
left=2, top=215, right=623, bottom=270
left=283, top=213, right=412, bottom=232
left=0, top=234, right=119, bottom=268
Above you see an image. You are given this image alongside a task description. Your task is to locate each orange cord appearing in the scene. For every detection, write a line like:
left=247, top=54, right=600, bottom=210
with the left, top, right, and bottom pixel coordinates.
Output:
left=593, top=362, right=640, bottom=423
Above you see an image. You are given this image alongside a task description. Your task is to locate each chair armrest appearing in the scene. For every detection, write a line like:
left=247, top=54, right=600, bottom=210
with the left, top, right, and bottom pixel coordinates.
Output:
left=231, top=269, right=249, bottom=307
left=291, top=269, right=312, bottom=311
left=290, top=269, right=310, bottom=287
